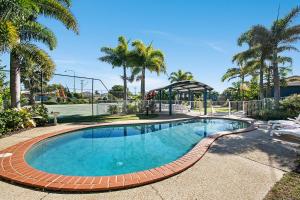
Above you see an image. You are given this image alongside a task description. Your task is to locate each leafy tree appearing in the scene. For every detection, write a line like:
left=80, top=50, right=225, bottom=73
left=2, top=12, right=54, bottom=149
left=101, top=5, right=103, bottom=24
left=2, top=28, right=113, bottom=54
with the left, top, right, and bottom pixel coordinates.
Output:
left=168, top=69, right=193, bottom=83
left=99, top=36, right=131, bottom=111
left=21, top=59, right=55, bottom=105
left=129, top=40, right=166, bottom=100
left=108, top=85, right=131, bottom=100
left=209, top=90, right=219, bottom=101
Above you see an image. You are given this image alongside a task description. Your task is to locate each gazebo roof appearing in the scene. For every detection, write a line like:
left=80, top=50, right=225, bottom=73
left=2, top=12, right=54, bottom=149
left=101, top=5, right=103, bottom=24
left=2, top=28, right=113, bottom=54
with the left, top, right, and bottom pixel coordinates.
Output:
left=150, top=80, right=213, bottom=92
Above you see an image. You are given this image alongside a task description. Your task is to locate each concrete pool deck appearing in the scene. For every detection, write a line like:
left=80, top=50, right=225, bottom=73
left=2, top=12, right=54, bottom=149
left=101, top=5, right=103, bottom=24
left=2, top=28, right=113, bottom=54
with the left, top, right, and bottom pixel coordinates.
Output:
left=0, top=115, right=299, bottom=200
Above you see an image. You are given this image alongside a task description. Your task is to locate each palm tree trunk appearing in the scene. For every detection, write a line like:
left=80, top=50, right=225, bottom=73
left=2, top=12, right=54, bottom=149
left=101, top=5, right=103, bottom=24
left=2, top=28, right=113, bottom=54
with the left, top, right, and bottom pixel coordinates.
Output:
left=141, top=67, right=145, bottom=100
left=123, top=66, right=127, bottom=113
left=10, top=51, right=21, bottom=108
left=272, top=49, right=280, bottom=107
left=29, top=88, right=35, bottom=105
left=266, top=66, right=271, bottom=98
left=259, top=57, right=264, bottom=100
left=241, top=76, right=245, bottom=100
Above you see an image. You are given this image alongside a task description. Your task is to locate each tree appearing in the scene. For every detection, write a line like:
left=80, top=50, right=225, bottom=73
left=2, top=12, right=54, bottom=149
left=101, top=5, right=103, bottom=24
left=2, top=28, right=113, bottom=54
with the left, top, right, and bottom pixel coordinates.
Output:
left=236, top=26, right=272, bottom=100
left=108, top=85, right=131, bottom=100
left=0, top=60, right=8, bottom=108
left=99, top=36, right=131, bottom=111
left=221, top=65, right=254, bottom=100
left=129, top=40, right=166, bottom=100
left=209, top=90, right=219, bottom=101
left=21, top=58, right=55, bottom=105
left=248, top=6, right=300, bottom=106
left=271, top=6, right=300, bottom=106
left=2, top=0, right=78, bottom=108
left=168, top=69, right=193, bottom=83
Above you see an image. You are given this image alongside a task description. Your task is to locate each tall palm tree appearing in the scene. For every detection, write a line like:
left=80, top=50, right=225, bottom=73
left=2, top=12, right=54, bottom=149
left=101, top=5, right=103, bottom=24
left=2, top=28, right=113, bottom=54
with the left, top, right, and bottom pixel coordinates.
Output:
left=99, top=36, right=131, bottom=111
left=248, top=6, right=300, bottom=106
left=236, top=26, right=273, bottom=100
left=168, top=69, right=193, bottom=83
left=5, top=0, right=78, bottom=108
left=129, top=40, right=166, bottom=100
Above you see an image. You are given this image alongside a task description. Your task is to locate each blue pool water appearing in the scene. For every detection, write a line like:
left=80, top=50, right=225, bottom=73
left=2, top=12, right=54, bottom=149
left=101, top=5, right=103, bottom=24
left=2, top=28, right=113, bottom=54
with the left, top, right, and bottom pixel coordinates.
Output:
left=25, top=119, right=248, bottom=176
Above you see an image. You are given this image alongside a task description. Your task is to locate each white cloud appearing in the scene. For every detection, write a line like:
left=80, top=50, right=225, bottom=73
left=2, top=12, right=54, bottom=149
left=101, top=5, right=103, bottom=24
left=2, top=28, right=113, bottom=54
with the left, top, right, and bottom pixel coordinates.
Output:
left=206, top=42, right=226, bottom=53
left=142, top=30, right=227, bottom=53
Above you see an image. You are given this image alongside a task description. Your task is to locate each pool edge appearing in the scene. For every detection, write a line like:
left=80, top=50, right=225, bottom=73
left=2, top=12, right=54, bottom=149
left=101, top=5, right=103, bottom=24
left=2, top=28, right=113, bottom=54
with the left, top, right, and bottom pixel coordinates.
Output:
left=0, top=117, right=256, bottom=192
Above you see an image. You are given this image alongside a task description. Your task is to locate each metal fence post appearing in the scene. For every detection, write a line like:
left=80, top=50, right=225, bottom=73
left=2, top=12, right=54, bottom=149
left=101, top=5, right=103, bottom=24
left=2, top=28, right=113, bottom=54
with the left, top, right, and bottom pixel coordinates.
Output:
left=228, top=100, right=231, bottom=116
left=92, top=78, right=94, bottom=116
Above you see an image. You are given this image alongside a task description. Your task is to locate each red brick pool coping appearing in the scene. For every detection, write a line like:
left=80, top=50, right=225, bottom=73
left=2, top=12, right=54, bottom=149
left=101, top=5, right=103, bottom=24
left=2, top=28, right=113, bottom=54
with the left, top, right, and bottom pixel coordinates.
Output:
left=0, top=118, right=255, bottom=192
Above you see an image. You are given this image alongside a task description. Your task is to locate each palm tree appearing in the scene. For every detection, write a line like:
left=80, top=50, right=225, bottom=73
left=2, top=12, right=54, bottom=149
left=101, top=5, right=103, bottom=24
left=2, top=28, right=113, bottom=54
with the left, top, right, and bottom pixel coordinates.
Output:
left=221, top=66, right=252, bottom=100
left=129, top=40, right=166, bottom=100
left=1, top=0, right=78, bottom=108
left=168, top=69, right=193, bottom=83
left=21, top=56, right=55, bottom=105
left=247, top=6, right=300, bottom=106
left=236, top=26, right=273, bottom=100
left=99, top=36, right=131, bottom=111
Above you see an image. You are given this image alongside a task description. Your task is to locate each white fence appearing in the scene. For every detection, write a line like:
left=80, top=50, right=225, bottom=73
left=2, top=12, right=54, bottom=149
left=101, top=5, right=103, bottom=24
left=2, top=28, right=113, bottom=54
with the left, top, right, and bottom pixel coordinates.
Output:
left=45, top=98, right=277, bottom=118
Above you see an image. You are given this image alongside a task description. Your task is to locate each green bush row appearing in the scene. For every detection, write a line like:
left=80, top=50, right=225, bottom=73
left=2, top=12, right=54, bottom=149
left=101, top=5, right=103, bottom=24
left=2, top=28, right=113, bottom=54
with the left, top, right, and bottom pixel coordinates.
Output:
left=251, top=94, right=300, bottom=120
left=0, top=105, right=49, bottom=136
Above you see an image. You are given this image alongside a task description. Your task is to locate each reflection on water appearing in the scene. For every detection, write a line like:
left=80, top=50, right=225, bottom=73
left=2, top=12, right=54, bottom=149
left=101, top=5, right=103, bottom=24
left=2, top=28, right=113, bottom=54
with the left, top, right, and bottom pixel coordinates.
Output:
left=81, top=118, right=247, bottom=139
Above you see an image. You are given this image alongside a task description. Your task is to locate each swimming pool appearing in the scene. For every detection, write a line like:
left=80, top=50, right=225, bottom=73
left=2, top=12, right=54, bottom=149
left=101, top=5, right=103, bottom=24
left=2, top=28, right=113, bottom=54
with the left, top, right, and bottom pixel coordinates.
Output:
left=25, top=118, right=249, bottom=176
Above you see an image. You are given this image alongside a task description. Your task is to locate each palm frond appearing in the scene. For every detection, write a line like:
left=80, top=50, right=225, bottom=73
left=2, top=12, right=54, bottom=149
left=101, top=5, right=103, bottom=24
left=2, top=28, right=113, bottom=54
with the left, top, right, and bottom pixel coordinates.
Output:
left=34, top=0, right=79, bottom=34
left=14, top=43, right=55, bottom=69
left=20, top=21, right=57, bottom=50
left=277, top=45, right=299, bottom=53
left=272, top=6, right=300, bottom=34
left=221, top=67, right=240, bottom=82
left=0, top=21, right=19, bottom=52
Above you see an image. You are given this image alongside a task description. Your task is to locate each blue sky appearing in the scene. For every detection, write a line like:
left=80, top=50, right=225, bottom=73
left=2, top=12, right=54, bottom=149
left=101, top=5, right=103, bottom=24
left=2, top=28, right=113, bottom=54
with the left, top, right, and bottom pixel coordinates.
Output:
left=2, top=0, right=300, bottom=93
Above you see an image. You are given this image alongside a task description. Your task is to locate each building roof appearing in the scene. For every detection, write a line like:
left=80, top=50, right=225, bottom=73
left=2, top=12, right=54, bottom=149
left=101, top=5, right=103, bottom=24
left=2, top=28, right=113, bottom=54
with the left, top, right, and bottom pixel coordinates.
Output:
left=286, top=75, right=300, bottom=86
left=150, top=80, right=213, bottom=92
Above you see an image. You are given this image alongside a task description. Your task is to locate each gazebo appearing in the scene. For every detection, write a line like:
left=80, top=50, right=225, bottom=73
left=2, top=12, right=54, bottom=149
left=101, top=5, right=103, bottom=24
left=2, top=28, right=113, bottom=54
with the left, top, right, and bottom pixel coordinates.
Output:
left=149, top=80, right=213, bottom=115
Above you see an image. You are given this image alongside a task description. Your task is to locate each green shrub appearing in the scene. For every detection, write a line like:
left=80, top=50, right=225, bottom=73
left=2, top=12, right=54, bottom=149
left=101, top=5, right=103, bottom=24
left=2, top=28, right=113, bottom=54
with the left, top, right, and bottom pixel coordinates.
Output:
left=73, top=93, right=82, bottom=99
left=0, top=108, right=35, bottom=135
left=250, top=94, right=300, bottom=120
left=126, top=103, right=138, bottom=114
left=43, top=97, right=58, bottom=105
left=108, top=105, right=119, bottom=115
left=251, top=109, right=291, bottom=121
left=280, top=94, right=300, bottom=117
left=30, top=104, right=49, bottom=126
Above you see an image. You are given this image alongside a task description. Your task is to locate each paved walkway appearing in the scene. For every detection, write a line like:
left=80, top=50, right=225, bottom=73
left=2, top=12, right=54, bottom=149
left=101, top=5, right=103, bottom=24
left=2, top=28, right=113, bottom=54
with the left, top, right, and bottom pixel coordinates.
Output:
left=0, top=116, right=299, bottom=200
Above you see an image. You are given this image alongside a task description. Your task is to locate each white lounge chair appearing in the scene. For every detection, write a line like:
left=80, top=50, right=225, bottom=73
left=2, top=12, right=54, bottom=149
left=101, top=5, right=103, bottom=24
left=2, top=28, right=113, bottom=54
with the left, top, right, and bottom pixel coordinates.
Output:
left=268, top=114, right=300, bottom=127
left=272, top=127, right=300, bottom=138
left=288, top=114, right=300, bottom=123
left=269, top=122, right=300, bottom=136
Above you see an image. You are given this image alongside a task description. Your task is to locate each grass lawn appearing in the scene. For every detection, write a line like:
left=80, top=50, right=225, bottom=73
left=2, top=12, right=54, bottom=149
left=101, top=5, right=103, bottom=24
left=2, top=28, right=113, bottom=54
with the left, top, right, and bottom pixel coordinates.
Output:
left=56, top=114, right=159, bottom=123
left=264, top=161, right=300, bottom=200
